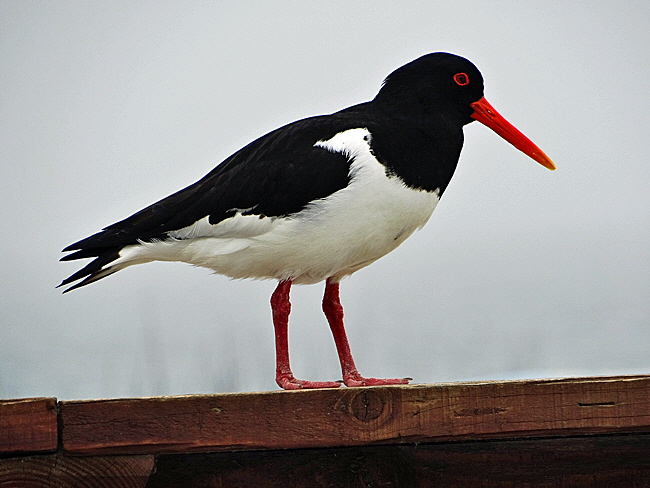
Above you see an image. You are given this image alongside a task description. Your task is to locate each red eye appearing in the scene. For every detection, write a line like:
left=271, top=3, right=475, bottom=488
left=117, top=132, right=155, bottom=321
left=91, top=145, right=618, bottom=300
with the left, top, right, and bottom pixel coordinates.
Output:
left=453, top=73, right=470, bottom=86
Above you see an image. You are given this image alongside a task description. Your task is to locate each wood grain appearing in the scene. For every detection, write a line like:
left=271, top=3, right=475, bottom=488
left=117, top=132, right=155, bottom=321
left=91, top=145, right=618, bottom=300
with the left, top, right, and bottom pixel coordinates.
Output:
left=59, top=375, right=650, bottom=455
left=0, top=454, right=153, bottom=488
left=0, top=398, right=57, bottom=454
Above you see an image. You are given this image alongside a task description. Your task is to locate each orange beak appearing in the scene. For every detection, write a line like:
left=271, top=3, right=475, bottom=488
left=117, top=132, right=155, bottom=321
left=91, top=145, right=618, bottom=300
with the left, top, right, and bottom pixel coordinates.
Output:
left=470, top=97, right=555, bottom=171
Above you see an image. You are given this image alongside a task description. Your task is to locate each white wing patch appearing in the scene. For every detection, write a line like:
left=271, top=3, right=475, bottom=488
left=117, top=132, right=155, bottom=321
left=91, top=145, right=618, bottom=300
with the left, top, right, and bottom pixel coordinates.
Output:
left=169, top=213, right=279, bottom=240
left=314, top=127, right=371, bottom=163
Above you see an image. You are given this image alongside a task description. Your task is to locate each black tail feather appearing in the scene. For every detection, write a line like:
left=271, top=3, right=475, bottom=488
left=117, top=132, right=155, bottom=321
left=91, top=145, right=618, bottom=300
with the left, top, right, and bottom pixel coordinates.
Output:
left=59, top=247, right=117, bottom=262
left=58, top=249, right=121, bottom=292
left=59, top=267, right=120, bottom=293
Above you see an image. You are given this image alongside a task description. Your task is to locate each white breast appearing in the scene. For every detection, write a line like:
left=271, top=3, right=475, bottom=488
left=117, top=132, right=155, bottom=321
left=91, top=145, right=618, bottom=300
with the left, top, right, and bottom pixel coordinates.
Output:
left=111, top=128, right=440, bottom=284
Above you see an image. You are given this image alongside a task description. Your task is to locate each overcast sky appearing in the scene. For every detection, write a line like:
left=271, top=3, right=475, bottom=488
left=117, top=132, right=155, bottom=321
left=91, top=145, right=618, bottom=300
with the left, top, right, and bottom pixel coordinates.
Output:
left=2, top=2, right=649, bottom=400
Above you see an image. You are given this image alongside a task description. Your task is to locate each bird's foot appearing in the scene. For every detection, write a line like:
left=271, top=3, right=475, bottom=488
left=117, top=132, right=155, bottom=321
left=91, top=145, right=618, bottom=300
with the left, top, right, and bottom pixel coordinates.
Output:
left=276, top=372, right=342, bottom=390
left=342, top=371, right=411, bottom=388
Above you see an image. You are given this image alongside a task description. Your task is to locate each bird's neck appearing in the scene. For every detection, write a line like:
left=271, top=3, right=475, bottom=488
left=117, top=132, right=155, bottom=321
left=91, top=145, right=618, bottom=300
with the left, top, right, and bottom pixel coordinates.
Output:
left=366, top=108, right=465, bottom=195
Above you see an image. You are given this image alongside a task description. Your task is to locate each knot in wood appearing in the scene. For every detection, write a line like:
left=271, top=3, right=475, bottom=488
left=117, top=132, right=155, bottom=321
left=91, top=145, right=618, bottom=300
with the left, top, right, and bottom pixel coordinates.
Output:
left=350, top=390, right=385, bottom=422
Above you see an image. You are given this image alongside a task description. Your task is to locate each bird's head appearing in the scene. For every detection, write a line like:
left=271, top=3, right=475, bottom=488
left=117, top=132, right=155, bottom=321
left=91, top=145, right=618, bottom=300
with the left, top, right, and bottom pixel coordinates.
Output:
left=376, top=52, right=555, bottom=171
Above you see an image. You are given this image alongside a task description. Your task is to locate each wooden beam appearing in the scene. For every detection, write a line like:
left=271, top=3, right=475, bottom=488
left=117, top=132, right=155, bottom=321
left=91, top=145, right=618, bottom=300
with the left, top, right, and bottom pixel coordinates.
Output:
left=59, top=375, right=650, bottom=455
left=0, top=397, right=57, bottom=454
left=2, top=434, right=649, bottom=487
left=147, top=435, right=650, bottom=488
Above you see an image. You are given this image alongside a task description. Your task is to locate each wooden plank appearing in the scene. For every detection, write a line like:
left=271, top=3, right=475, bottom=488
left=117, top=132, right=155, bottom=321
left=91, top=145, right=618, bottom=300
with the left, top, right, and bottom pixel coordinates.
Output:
left=146, top=434, right=650, bottom=488
left=2, top=435, right=649, bottom=487
left=0, top=454, right=154, bottom=488
left=60, top=375, right=650, bottom=455
left=0, top=397, right=57, bottom=454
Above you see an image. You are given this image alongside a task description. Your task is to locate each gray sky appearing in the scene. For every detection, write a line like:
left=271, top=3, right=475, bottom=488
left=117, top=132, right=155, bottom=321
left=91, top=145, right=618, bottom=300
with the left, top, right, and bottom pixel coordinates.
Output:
left=2, top=2, right=649, bottom=400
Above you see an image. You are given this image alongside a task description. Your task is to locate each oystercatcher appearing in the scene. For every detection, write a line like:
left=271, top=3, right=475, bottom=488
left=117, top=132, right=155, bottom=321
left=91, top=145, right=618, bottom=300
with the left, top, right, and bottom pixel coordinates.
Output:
left=60, top=53, right=555, bottom=390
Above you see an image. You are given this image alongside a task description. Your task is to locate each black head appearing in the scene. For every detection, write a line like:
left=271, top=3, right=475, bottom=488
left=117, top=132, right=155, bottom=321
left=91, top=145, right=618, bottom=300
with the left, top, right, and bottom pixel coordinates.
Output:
left=374, top=52, right=485, bottom=124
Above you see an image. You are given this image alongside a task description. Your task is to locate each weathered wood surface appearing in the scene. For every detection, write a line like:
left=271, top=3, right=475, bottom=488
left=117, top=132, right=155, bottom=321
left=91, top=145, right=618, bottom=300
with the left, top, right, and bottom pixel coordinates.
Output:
left=0, top=397, right=57, bottom=454
left=60, top=375, right=650, bottom=455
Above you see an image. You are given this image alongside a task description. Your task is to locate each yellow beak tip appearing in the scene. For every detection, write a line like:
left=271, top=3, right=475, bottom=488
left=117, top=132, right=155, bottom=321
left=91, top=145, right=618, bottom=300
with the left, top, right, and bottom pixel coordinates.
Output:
left=544, top=160, right=557, bottom=171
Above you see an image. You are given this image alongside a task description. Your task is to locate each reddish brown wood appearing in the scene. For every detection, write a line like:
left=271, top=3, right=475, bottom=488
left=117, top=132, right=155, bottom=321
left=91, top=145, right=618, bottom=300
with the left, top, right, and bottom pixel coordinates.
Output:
left=0, top=454, right=153, bottom=488
left=59, top=375, right=650, bottom=455
left=0, top=398, right=57, bottom=454
left=3, top=376, right=650, bottom=486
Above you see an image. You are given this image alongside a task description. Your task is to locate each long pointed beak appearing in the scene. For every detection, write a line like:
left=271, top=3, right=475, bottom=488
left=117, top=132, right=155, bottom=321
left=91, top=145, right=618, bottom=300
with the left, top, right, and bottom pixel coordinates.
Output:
left=470, top=97, right=556, bottom=171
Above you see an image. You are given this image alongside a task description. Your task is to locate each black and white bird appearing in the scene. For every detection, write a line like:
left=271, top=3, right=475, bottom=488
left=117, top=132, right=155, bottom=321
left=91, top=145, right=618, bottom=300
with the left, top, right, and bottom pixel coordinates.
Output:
left=60, top=53, right=555, bottom=390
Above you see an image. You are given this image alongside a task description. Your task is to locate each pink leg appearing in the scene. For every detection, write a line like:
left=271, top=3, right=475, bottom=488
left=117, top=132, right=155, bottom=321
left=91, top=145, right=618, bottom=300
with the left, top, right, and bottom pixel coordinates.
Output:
left=271, top=279, right=341, bottom=390
left=322, top=278, right=410, bottom=387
